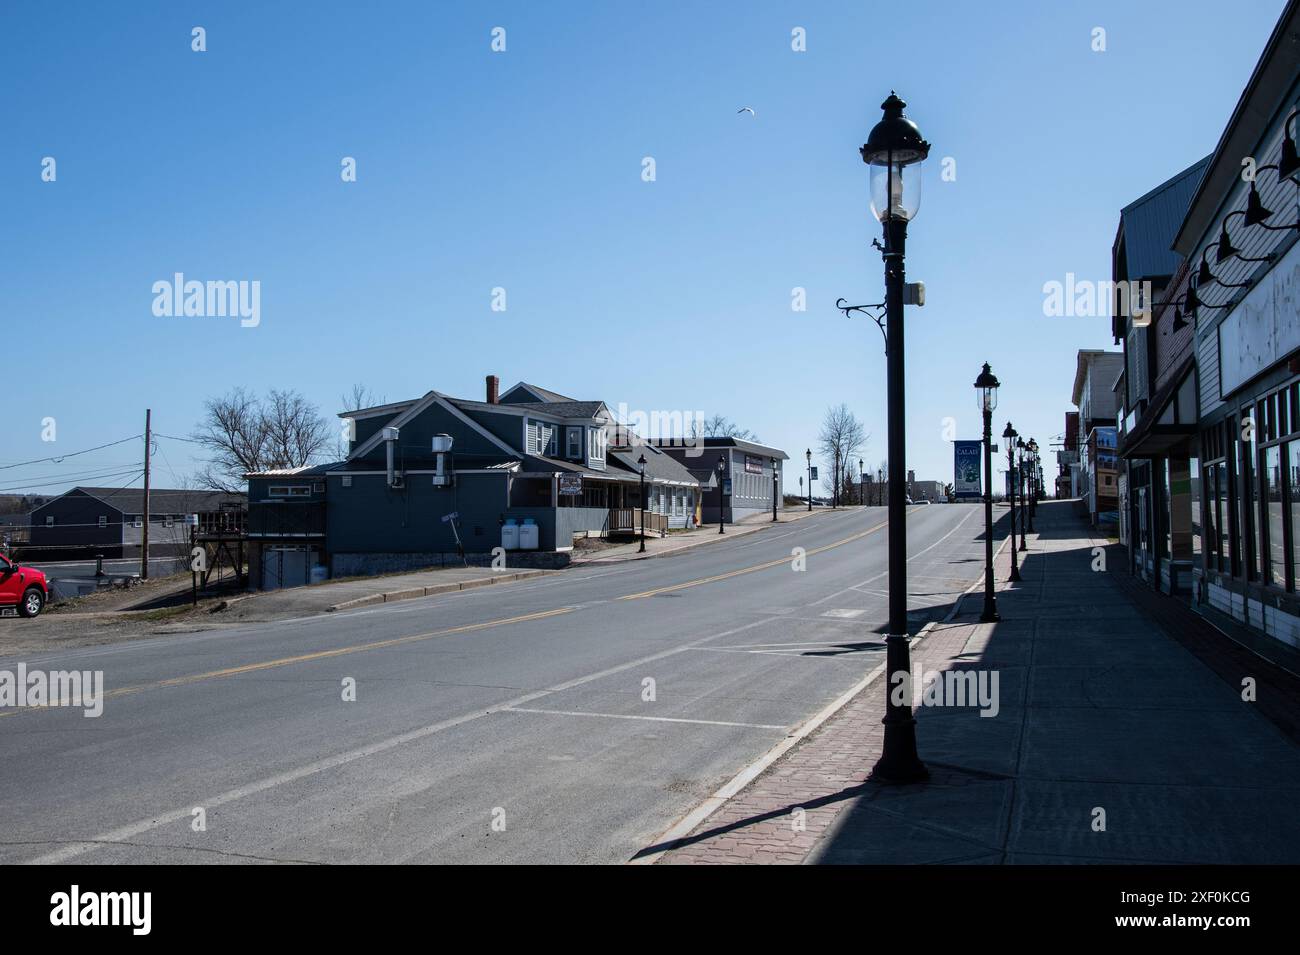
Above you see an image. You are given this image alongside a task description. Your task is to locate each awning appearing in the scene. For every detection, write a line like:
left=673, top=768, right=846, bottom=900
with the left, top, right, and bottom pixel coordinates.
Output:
left=1119, top=355, right=1196, bottom=458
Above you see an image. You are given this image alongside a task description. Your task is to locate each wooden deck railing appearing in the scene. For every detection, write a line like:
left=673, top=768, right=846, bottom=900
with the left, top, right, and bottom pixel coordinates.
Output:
left=609, top=508, right=667, bottom=536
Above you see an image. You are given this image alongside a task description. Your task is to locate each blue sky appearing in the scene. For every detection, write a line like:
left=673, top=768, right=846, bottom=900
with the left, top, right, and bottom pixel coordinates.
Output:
left=0, top=0, right=1288, bottom=496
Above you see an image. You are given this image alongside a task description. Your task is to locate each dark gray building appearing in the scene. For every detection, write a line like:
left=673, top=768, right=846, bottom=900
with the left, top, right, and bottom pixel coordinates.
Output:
left=652, top=437, right=788, bottom=525
left=246, top=377, right=706, bottom=587
left=27, top=487, right=246, bottom=560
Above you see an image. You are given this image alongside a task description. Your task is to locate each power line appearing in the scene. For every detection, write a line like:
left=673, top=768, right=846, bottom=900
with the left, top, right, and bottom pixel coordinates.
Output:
left=0, top=434, right=144, bottom=471
left=0, top=469, right=144, bottom=494
left=154, top=432, right=204, bottom=445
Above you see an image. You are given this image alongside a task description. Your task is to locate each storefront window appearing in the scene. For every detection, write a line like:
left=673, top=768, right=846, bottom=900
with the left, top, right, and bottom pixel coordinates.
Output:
left=1212, top=461, right=1230, bottom=572
left=1290, top=439, right=1300, bottom=591
left=1264, top=445, right=1284, bottom=588
left=1236, top=425, right=1254, bottom=579
left=1189, top=458, right=1201, bottom=565
left=1164, top=459, right=1173, bottom=558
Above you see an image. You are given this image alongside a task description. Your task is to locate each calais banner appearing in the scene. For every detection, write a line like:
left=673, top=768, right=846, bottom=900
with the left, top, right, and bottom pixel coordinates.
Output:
left=954, top=441, right=982, bottom=497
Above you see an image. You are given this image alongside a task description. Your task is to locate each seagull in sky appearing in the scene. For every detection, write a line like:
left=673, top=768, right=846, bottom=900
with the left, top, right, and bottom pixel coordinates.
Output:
left=737, top=106, right=756, bottom=117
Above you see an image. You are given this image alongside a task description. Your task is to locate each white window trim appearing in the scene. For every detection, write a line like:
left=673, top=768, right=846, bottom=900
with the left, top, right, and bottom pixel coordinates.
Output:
left=268, top=485, right=312, bottom=497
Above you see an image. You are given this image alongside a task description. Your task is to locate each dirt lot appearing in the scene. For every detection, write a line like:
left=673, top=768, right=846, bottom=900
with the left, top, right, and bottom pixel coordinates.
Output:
left=0, top=573, right=243, bottom=655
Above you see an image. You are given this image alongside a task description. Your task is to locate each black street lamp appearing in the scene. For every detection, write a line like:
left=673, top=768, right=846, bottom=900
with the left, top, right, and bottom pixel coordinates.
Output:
left=974, top=363, right=1000, bottom=623
left=1003, top=422, right=1022, bottom=583
left=717, top=454, right=727, bottom=534
left=862, top=92, right=930, bottom=783
left=859, top=457, right=865, bottom=506
left=833, top=447, right=840, bottom=509
left=637, top=453, right=647, bottom=553
left=877, top=467, right=884, bottom=506
left=1026, top=438, right=1039, bottom=532
left=771, top=458, right=779, bottom=522
left=1015, top=437, right=1028, bottom=551
left=806, top=448, right=813, bottom=512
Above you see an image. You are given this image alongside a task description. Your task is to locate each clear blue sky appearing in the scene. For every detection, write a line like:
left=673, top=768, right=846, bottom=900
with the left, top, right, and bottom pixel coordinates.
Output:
left=0, top=0, right=1287, bottom=497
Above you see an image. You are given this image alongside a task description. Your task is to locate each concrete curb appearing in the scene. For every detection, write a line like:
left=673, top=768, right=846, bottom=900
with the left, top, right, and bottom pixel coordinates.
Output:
left=325, top=570, right=548, bottom=613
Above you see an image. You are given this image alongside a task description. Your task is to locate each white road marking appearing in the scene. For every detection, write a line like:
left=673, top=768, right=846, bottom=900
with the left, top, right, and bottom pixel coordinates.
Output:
left=821, top=609, right=866, bottom=619
left=22, top=616, right=779, bottom=864
left=810, top=508, right=979, bottom=607
left=503, top=708, right=784, bottom=730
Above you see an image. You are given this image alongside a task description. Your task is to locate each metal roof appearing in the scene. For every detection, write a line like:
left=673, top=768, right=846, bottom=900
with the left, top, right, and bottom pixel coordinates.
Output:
left=1117, top=156, right=1210, bottom=281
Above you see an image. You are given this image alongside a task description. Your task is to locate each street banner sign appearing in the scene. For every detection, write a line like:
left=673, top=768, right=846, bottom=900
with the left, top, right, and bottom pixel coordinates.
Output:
left=810, top=466, right=819, bottom=482
left=558, top=474, right=583, bottom=495
left=954, top=440, right=982, bottom=498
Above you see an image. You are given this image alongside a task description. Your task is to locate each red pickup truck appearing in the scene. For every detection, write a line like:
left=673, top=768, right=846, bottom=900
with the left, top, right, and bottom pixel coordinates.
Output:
left=0, top=553, right=48, bottom=618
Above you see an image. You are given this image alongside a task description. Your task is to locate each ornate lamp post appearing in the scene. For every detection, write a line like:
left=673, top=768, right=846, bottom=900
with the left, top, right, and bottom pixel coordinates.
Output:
left=974, top=363, right=1000, bottom=623
left=637, top=453, right=647, bottom=553
left=1026, top=438, right=1039, bottom=531
left=1015, top=437, right=1028, bottom=551
left=859, top=457, right=865, bottom=506
left=806, top=448, right=813, bottom=512
left=833, top=447, right=840, bottom=509
left=717, top=454, right=727, bottom=534
left=862, top=92, right=930, bottom=783
left=1003, top=422, right=1022, bottom=583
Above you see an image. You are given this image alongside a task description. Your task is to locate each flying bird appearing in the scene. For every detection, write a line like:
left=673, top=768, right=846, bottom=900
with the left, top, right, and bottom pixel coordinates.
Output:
left=737, top=106, right=756, bottom=116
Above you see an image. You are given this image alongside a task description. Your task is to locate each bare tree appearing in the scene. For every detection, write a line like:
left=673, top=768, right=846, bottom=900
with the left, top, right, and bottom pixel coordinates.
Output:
left=191, top=387, right=332, bottom=491
left=693, top=415, right=760, bottom=442
left=817, top=404, right=868, bottom=501
left=337, top=383, right=386, bottom=457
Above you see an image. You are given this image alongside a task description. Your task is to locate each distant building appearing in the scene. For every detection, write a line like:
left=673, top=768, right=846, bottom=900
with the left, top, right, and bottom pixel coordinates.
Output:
left=652, top=437, right=786, bottom=525
left=28, top=487, right=246, bottom=560
left=1071, top=350, right=1125, bottom=525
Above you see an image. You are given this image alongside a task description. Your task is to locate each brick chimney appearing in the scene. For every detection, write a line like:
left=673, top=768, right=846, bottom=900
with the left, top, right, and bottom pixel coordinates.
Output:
left=486, top=375, right=500, bottom=404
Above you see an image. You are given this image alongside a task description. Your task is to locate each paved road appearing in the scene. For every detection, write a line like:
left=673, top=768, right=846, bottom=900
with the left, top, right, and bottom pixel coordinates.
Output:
left=0, top=504, right=992, bottom=864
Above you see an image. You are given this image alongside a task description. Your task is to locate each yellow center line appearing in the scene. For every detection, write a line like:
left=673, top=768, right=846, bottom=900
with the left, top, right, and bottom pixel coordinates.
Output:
left=0, top=607, right=576, bottom=716
left=617, top=520, right=891, bottom=600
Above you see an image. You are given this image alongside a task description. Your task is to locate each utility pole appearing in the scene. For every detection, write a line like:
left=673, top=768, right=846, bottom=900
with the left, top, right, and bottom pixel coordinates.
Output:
left=141, top=408, right=152, bottom=580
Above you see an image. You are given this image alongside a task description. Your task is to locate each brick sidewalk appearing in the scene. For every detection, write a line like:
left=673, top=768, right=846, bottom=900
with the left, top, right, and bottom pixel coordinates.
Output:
left=645, top=500, right=1300, bottom=864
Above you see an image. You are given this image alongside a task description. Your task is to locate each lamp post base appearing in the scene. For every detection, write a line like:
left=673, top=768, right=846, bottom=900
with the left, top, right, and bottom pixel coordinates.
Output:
left=979, top=601, right=1000, bottom=623
left=1009, top=566, right=1022, bottom=583
left=871, top=716, right=929, bottom=783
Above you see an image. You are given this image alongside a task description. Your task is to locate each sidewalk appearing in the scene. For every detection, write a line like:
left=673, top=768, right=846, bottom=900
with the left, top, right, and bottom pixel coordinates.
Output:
left=644, top=500, right=1300, bottom=864
left=570, top=505, right=835, bottom=564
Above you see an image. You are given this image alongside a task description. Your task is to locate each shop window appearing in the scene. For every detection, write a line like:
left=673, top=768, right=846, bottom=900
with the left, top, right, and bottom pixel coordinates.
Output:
left=1290, top=439, right=1300, bottom=591
left=1264, top=445, right=1284, bottom=588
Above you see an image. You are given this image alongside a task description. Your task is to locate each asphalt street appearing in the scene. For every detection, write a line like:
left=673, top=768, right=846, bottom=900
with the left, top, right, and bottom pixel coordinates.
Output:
left=1, top=504, right=993, bottom=864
